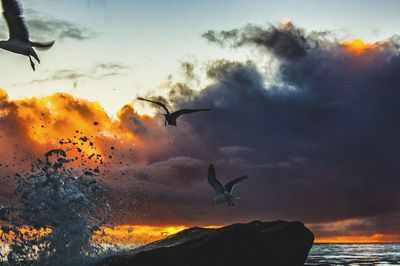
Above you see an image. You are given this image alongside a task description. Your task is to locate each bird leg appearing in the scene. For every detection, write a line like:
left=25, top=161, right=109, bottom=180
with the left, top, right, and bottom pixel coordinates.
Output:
left=28, top=56, right=35, bottom=71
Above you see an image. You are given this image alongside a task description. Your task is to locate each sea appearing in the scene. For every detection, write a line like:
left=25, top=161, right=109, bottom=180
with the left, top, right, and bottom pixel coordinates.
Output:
left=2, top=243, right=400, bottom=265
left=307, top=243, right=400, bottom=265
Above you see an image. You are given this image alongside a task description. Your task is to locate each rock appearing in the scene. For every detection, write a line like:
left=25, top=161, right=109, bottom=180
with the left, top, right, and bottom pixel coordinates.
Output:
left=97, top=221, right=314, bottom=266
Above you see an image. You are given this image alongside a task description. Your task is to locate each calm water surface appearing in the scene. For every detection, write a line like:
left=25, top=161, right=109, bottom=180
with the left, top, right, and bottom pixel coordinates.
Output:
left=307, top=243, right=400, bottom=265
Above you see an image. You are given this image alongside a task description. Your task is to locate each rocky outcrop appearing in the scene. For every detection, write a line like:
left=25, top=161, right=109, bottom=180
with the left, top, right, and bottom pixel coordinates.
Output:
left=97, top=220, right=314, bottom=266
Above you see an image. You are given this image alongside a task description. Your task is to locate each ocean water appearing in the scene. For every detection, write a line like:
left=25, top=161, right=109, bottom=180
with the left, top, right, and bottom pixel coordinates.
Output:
left=2, top=243, right=400, bottom=265
left=307, top=243, right=400, bottom=265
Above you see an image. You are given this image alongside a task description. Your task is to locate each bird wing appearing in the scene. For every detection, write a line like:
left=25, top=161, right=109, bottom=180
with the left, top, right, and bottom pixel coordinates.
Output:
left=2, top=0, right=29, bottom=41
left=207, top=163, right=225, bottom=194
left=137, top=97, right=170, bottom=114
left=224, top=175, right=248, bottom=193
left=171, top=109, right=211, bottom=119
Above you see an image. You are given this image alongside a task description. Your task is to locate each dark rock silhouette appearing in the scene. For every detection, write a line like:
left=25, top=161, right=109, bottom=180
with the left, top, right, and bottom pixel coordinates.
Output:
left=97, top=221, right=314, bottom=266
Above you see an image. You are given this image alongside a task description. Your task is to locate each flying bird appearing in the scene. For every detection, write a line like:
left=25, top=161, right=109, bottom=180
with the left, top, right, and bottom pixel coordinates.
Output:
left=0, top=0, right=55, bottom=71
left=207, top=163, right=248, bottom=206
left=137, top=97, right=211, bottom=127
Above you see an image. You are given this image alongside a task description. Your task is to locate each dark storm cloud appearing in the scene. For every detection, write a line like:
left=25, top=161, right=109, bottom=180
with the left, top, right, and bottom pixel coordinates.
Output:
left=202, top=22, right=322, bottom=60
left=114, top=23, right=400, bottom=233
left=133, top=157, right=206, bottom=186
left=0, top=9, right=98, bottom=41
left=309, top=211, right=400, bottom=237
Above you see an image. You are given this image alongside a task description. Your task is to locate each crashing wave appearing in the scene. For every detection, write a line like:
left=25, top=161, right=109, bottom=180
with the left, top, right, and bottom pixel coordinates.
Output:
left=0, top=149, right=110, bottom=265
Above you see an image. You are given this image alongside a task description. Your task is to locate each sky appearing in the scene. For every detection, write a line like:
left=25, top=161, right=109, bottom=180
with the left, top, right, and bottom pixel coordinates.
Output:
left=1, top=0, right=400, bottom=115
left=1, top=0, right=400, bottom=242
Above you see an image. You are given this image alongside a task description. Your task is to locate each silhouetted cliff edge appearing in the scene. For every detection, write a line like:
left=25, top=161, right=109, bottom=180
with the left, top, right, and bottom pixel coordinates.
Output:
left=97, top=220, right=314, bottom=266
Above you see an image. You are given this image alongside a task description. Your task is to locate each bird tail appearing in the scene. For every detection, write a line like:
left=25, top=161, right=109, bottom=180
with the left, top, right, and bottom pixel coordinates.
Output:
left=30, top=41, right=55, bottom=50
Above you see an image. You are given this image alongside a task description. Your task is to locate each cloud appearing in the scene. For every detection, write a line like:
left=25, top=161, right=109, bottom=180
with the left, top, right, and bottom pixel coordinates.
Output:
left=166, top=22, right=400, bottom=229
left=219, top=146, right=253, bottom=156
left=202, top=21, right=316, bottom=60
left=1, top=22, right=400, bottom=238
left=133, top=157, right=206, bottom=186
left=29, top=62, right=130, bottom=86
left=196, top=24, right=400, bottom=229
left=0, top=8, right=98, bottom=41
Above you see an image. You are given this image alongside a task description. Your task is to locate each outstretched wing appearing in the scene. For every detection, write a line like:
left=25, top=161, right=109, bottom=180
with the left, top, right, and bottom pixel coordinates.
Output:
left=137, top=97, right=170, bottom=114
left=207, top=163, right=225, bottom=194
left=30, top=41, right=55, bottom=50
left=2, top=0, right=29, bottom=41
left=171, top=109, right=211, bottom=119
left=225, top=175, right=248, bottom=193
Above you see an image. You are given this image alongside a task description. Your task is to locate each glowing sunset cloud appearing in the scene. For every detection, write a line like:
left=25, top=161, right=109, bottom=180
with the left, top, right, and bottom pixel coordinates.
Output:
left=282, top=19, right=293, bottom=28
left=95, top=225, right=189, bottom=245
left=0, top=88, right=157, bottom=169
left=2, top=224, right=398, bottom=246
left=315, top=234, right=400, bottom=244
left=340, top=38, right=389, bottom=54
left=96, top=225, right=223, bottom=245
left=0, top=225, right=222, bottom=246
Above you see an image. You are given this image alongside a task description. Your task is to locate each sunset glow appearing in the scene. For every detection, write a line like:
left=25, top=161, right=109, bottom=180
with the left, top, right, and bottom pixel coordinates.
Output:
left=0, top=225, right=223, bottom=246
left=2, top=225, right=398, bottom=246
left=315, top=234, right=400, bottom=244
left=1, top=1, right=400, bottom=263
left=0, top=227, right=51, bottom=244
left=340, top=38, right=383, bottom=54
left=0, top=88, right=151, bottom=167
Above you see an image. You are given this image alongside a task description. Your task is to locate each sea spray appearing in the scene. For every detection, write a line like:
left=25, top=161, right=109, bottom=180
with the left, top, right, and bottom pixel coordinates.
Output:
left=0, top=149, right=110, bottom=265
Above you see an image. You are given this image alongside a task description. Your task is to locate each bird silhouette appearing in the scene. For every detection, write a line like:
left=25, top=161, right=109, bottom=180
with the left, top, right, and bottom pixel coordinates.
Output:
left=0, top=0, right=55, bottom=71
left=138, top=97, right=211, bottom=127
left=207, top=163, right=248, bottom=206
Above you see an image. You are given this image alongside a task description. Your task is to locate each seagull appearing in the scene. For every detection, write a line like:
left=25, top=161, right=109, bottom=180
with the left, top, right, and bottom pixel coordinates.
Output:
left=137, top=97, right=211, bottom=127
left=207, top=163, right=248, bottom=206
left=0, top=0, right=55, bottom=71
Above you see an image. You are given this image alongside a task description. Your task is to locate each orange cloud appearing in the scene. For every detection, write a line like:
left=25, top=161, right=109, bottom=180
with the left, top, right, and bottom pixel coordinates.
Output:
left=95, top=225, right=188, bottom=245
left=309, top=219, right=400, bottom=243
left=94, top=224, right=222, bottom=245
left=340, top=38, right=389, bottom=54
left=0, top=225, right=222, bottom=246
left=0, top=89, right=160, bottom=171
left=316, top=234, right=400, bottom=243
